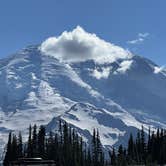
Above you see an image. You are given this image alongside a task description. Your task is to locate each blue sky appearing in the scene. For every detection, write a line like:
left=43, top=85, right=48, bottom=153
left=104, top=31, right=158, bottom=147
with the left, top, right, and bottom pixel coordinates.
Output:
left=0, top=0, right=165, bottom=65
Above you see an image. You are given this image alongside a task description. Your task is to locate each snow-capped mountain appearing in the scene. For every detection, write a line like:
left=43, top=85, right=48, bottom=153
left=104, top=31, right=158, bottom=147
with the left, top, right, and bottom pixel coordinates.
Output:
left=46, top=103, right=140, bottom=149
left=0, top=26, right=166, bottom=157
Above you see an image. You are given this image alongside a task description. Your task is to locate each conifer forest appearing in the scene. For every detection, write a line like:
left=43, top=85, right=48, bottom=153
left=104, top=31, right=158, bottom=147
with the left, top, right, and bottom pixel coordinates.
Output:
left=3, top=121, right=166, bottom=166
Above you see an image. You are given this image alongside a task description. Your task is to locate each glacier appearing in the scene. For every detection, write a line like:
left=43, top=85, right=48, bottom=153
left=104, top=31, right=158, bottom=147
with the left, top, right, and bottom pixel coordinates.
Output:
left=0, top=27, right=166, bottom=158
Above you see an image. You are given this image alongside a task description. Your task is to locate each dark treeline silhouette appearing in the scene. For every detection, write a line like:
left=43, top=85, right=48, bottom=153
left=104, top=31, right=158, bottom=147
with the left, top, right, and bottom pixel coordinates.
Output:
left=110, top=126, right=166, bottom=165
left=3, top=122, right=166, bottom=166
left=3, top=121, right=104, bottom=166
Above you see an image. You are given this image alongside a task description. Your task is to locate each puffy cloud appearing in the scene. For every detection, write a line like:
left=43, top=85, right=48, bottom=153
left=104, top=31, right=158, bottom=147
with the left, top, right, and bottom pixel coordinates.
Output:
left=40, top=26, right=132, bottom=64
left=127, top=33, right=149, bottom=45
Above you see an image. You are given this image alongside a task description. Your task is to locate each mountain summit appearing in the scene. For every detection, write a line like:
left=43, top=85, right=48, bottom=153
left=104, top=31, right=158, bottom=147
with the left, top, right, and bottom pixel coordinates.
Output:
left=0, top=26, right=166, bottom=156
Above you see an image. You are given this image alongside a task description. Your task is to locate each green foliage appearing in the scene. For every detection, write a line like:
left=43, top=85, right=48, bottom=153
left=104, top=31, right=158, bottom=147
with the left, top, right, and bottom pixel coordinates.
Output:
left=3, top=132, right=12, bottom=166
left=109, top=127, right=166, bottom=165
left=4, top=122, right=166, bottom=166
left=92, top=129, right=104, bottom=166
left=4, top=121, right=105, bottom=166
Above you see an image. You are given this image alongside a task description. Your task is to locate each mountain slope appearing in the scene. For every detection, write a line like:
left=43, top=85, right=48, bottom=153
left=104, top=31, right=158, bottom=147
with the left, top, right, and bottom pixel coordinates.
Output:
left=46, top=103, right=141, bottom=150
left=0, top=26, right=166, bottom=157
left=70, top=55, right=166, bottom=123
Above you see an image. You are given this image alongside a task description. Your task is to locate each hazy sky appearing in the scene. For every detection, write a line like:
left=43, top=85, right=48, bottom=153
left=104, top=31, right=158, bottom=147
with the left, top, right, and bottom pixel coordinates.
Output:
left=0, top=0, right=165, bottom=65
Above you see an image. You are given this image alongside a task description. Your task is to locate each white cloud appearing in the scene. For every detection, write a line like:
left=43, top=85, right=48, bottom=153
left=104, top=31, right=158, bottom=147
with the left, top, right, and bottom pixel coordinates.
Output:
left=91, top=67, right=112, bottom=79
left=40, top=26, right=132, bottom=64
left=127, top=38, right=144, bottom=44
left=127, top=33, right=149, bottom=45
left=116, top=60, right=133, bottom=74
left=138, top=33, right=149, bottom=38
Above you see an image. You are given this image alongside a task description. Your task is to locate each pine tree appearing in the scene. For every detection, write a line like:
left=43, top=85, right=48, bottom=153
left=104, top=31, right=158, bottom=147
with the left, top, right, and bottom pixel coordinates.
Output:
left=11, top=134, right=18, bottom=161
left=91, top=129, right=104, bottom=166
left=156, top=128, right=160, bottom=163
left=87, top=148, right=92, bottom=166
left=140, top=126, right=146, bottom=164
left=92, top=129, right=97, bottom=166
left=46, top=131, right=55, bottom=160
left=32, top=124, right=38, bottom=157
left=109, top=147, right=116, bottom=166
left=3, top=132, right=12, bottom=166
left=59, top=119, right=63, bottom=144
left=96, top=129, right=104, bottom=166
left=63, top=122, right=69, bottom=166
left=151, top=131, right=157, bottom=163
left=158, top=129, right=165, bottom=165
left=38, top=125, right=46, bottom=158
left=17, top=132, right=23, bottom=158
left=147, top=127, right=152, bottom=164
left=72, top=129, right=77, bottom=166
left=127, top=133, right=135, bottom=164
left=135, top=130, right=141, bottom=163
left=117, top=145, right=124, bottom=166
left=27, top=125, right=33, bottom=157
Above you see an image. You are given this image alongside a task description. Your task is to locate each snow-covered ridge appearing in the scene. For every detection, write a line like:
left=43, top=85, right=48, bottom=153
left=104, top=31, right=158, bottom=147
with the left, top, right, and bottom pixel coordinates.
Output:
left=0, top=27, right=166, bottom=158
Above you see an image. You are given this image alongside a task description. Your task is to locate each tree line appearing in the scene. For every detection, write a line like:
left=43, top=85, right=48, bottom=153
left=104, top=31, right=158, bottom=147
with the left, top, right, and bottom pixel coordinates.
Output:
left=3, top=121, right=166, bottom=166
left=3, top=121, right=104, bottom=166
left=110, top=126, right=166, bottom=165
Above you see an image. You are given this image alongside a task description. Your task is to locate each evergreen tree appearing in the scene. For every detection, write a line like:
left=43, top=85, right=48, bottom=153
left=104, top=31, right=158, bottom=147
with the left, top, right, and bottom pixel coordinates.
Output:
left=92, top=129, right=97, bottom=166
left=135, top=130, right=141, bottom=163
left=59, top=119, right=63, bottom=144
left=32, top=124, right=38, bottom=157
left=17, top=132, right=23, bottom=158
left=91, top=129, right=104, bottom=166
left=3, top=132, right=12, bottom=166
left=46, top=131, right=54, bottom=160
left=38, top=125, right=46, bottom=158
left=127, top=133, right=135, bottom=164
left=86, top=148, right=92, bottom=166
left=11, top=134, right=18, bottom=161
left=117, top=145, right=127, bottom=166
left=62, top=122, right=69, bottom=166
left=151, top=131, right=157, bottom=163
left=109, top=147, right=116, bottom=166
left=140, top=126, right=146, bottom=164
left=27, top=125, right=33, bottom=157
left=147, top=127, right=152, bottom=164
left=96, top=129, right=104, bottom=166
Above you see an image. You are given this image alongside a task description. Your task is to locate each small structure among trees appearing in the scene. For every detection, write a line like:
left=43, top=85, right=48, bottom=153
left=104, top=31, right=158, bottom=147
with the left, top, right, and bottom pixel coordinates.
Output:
left=10, top=158, right=56, bottom=166
left=3, top=121, right=104, bottom=166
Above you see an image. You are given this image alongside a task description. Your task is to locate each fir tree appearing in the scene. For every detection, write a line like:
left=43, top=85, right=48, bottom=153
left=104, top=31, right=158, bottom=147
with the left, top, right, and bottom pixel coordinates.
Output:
left=109, top=147, right=116, bottom=166
left=96, top=129, right=104, bottom=166
left=17, top=132, right=23, bottom=158
left=117, top=145, right=124, bottom=166
left=135, top=130, right=141, bottom=163
left=38, top=125, right=46, bottom=158
left=3, top=132, right=12, bottom=166
left=140, top=126, right=146, bottom=164
left=127, top=133, right=135, bottom=164
left=92, top=129, right=97, bottom=166
left=32, top=124, right=38, bottom=157
left=27, top=125, right=33, bottom=157
left=11, top=134, right=18, bottom=161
